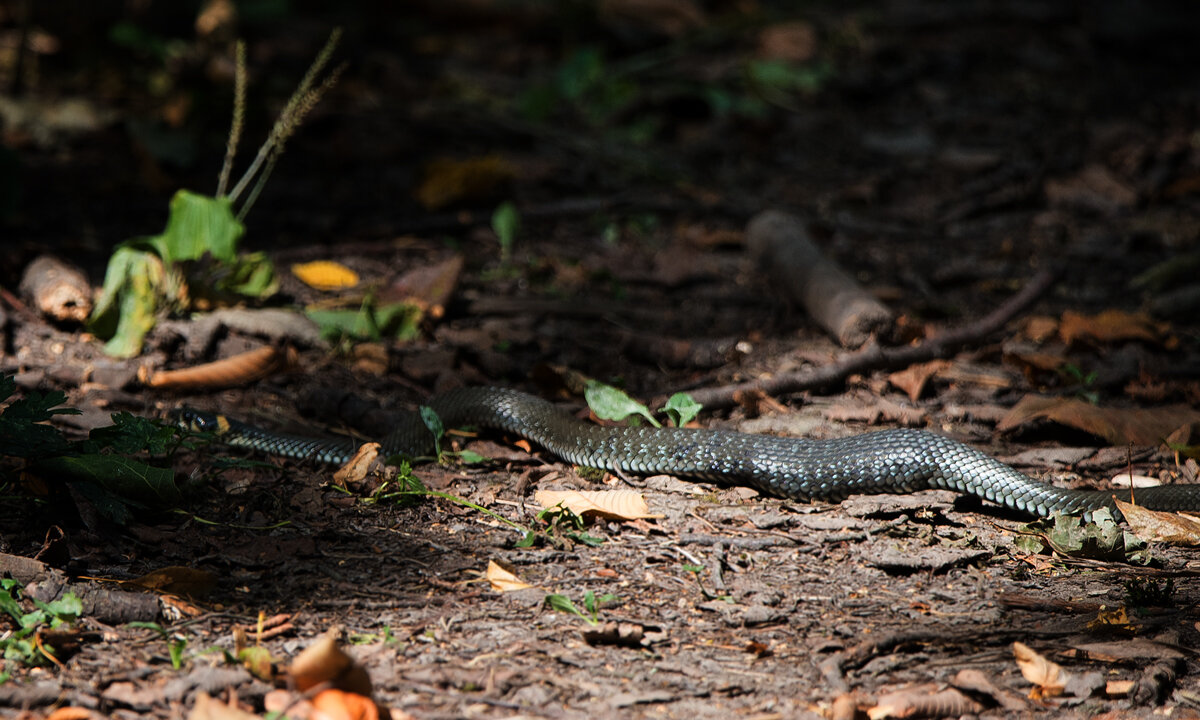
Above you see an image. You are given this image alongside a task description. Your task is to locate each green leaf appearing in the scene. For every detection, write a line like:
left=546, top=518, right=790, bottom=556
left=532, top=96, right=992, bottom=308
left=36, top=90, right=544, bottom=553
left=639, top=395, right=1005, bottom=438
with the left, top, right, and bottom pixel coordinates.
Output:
left=217, top=250, right=277, bottom=298
left=454, top=449, right=488, bottom=465
left=35, top=454, right=181, bottom=507
left=584, top=381, right=659, bottom=428
left=0, top=586, right=23, bottom=623
left=420, top=406, right=444, bottom=458
left=155, top=190, right=244, bottom=265
left=491, top=201, right=520, bottom=261
left=89, top=412, right=177, bottom=455
left=661, top=392, right=702, bottom=427
left=544, top=593, right=596, bottom=625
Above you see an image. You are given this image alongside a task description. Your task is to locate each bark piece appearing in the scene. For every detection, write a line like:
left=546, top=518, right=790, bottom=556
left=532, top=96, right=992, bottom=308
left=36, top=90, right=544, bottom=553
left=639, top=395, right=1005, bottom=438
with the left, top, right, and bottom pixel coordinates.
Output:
left=19, top=255, right=92, bottom=323
left=747, top=210, right=893, bottom=347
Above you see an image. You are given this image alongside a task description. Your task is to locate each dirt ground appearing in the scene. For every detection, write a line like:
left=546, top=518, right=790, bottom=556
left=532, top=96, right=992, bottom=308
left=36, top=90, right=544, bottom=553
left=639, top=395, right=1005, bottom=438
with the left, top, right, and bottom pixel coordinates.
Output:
left=2, top=1, right=1200, bottom=718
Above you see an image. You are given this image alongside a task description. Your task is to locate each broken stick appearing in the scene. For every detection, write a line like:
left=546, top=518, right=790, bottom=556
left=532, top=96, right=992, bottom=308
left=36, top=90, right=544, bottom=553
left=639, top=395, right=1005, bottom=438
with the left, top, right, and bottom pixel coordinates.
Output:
left=747, top=210, right=893, bottom=348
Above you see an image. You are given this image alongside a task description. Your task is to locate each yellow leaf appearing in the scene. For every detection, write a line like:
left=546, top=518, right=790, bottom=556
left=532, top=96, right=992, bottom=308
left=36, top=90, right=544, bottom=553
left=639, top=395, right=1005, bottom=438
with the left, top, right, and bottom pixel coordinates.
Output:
left=292, top=260, right=360, bottom=291
left=534, top=489, right=662, bottom=520
left=486, top=559, right=532, bottom=592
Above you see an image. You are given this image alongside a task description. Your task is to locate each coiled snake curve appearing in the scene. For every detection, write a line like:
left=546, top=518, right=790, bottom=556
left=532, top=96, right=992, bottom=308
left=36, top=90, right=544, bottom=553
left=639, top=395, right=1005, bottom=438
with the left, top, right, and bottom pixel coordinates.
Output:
left=177, top=386, right=1200, bottom=520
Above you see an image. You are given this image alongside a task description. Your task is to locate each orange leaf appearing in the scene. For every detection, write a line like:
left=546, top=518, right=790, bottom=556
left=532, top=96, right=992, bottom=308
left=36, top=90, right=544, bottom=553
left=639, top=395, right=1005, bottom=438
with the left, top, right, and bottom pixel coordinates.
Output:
left=1059, top=309, right=1162, bottom=345
left=144, top=346, right=293, bottom=391
left=312, top=689, right=379, bottom=720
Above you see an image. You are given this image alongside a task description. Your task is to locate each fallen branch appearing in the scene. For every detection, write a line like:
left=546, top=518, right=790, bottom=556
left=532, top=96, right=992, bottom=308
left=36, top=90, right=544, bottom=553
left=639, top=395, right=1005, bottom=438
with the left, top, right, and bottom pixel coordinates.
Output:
left=685, top=264, right=1061, bottom=410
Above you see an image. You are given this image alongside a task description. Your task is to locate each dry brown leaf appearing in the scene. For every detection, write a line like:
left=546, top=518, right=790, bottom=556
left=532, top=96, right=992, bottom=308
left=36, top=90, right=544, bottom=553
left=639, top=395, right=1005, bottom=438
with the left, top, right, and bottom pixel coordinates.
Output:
left=189, top=692, right=261, bottom=720
left=292, top=260, right=360, bottom=291
left=887, top=359, right=950, bottom=402
left=332, top=443, right=381, bottom=488
left=1071, top=638, right=1186, bottom=662
left=381, top=255, right=463, bottom=319
left=416, top=155, right=514, bottom=210
left=1115, top=498, right=1200, bottom=545
left=144, top=345, right=294, bottom=391
left=758, top=21, right=818, bottom=62
left=1105, top=680, right=1136, bottom=697
left=996, top=395, right=1200, bottom=446
left=1059, top=309, right=1162, bottom=345
left=1013, top=642, right=1070, bottom=697
left=125, top=566, right=217, bottom=597
left=290, top=630, right=373, bottom=696
left=534, top=489, right=662, bottom=520
left=868, top=684, right=984, bottom=719
left=486, top=559, right=532, bottom=592
left=1022, top=315, right=1059, bottom=343
left=312, top=688, right=380, bottom=720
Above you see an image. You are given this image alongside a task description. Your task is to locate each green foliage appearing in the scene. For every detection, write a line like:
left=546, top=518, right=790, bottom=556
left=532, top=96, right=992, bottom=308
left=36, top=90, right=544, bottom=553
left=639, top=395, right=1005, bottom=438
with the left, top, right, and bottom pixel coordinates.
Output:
left=584, top=381, right=702, bottom=429
left=1014, top=509, right=1151, bottom=565
left=1123, top=577, right=1174, bottom=608
left=89, top=30, right=342, bottom=358
left=661, top=393, right=702, bottom=427
left=127, top=621, right=188, bottom=669
left=544, top=590, right=618, bottom=626
left=532, top=505, right=604, bottom=547
left=0, top=579, right=81, bottom=667
left=305, top=299, right=422, bottom=345
left=89, top=191, right=277, bottom=357
left=419, top=406, right=445, bottom=461
left=585, top=381, right=660, bottom=427
left=491, top=201, right=521, bottom=263
left=1059, top=363, right=1099, bottom=404
left=0, top=374, right=184, bottom=523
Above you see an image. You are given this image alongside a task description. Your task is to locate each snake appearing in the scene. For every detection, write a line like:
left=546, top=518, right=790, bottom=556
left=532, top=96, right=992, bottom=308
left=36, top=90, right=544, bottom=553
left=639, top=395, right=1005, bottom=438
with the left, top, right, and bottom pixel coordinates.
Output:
left=176, top=386, right=1200, bottom=520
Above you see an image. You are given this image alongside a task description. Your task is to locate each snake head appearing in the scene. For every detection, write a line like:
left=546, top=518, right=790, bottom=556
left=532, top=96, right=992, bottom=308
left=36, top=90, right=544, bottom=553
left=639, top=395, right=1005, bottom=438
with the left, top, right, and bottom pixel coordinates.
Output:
left=170, top=407, right=230, bottom=435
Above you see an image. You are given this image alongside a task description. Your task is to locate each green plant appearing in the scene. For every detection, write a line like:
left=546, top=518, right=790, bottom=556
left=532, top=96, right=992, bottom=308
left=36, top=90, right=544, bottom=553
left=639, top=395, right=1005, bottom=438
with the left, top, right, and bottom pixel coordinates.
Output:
left=544, top=590, right=618, bottom=626
left=0, top=374, right=185, bottom=523
left=1123, top=577, right=1174, bottom=608
left=584, top=381, right=701, bottom=428
left=89, top=31, right=344, bottom=357
left=127, top=621, right=188, bottom=669
left=524, top=505, right=604, bottom=548
left=0, top=579, right=82, bottom=668
left=492, top=201, right=521, bottom=263
left=1059, top=363, right=1099, bottom=404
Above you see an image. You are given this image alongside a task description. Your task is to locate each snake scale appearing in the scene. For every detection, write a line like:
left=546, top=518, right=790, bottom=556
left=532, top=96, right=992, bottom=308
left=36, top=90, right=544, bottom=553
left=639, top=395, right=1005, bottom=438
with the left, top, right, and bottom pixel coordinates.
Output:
left=179, top=386, right=1200, bottom=520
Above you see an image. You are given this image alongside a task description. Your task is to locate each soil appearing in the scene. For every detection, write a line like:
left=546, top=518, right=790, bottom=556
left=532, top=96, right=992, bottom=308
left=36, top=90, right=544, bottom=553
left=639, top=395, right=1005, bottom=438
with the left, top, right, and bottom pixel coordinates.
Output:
left=2, top=2, right=1200, bottom=719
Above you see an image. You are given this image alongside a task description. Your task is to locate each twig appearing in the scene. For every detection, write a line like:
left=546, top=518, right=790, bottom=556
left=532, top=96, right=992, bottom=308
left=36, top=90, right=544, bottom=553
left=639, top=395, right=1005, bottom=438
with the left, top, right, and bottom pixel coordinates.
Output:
left=685, top=264, right=1062, bottom=410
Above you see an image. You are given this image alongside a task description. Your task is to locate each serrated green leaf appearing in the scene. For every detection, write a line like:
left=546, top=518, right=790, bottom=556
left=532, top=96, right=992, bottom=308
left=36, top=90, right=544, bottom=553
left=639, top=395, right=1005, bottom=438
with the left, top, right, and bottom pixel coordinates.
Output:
left=661, top=392, right=702, bottom=427
left=88, top=412, right=177, bottom=455
left=584, top=381, right=659, bottom=427
left=35, top=454, right=181, bottom=507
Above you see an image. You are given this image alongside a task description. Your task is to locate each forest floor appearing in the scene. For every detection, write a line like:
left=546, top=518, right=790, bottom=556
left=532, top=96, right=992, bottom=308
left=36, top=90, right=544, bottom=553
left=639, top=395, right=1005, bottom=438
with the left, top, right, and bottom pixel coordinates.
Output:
left=2, top=1, right=1200, bottom=718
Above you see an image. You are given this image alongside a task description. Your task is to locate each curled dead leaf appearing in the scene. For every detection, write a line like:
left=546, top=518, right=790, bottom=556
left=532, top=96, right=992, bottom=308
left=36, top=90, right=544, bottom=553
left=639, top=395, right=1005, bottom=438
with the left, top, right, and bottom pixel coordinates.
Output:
left=1115, top=498, right=1200, bottom=545
left=867, top=684, right=984, bottom=719
left=887, top=359, right=950, bottom=402
left=996, top=395, right=1200, bottom=446
left=290, top=630, right=373, bottom=697
left=534, top=489, right=663, bottom=520
left=332, top=443, right=382, bottom=488
left=312, top=688, right=380, bottom=720
left=1012, top=641, right=1069, bottom=697
left=485, top=559, right=532, bottom=592
left=1059, top=309, right=1163, bottom=346
left=125, top=566, right=217, bottom=598
left=144, top=345, right=294, bottom=391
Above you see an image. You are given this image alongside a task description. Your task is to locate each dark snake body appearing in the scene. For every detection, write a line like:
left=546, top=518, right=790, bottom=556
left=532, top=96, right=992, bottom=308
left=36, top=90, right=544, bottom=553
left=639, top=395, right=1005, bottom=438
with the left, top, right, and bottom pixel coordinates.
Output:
left=184, top=386, right=1200, bottom=520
